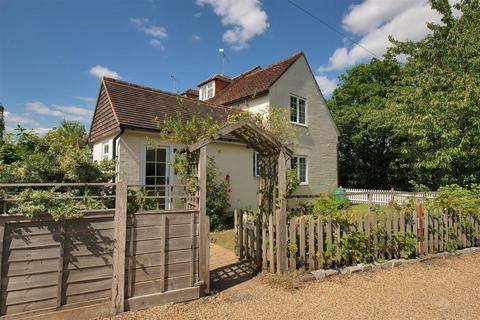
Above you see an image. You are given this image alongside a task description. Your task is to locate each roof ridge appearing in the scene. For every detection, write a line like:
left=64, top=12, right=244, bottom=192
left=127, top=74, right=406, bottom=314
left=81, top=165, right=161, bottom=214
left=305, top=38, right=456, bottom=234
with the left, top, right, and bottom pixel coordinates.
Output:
left=260, top=51, right=304, bottom=72
left=103, top=77, right=235, bottom=112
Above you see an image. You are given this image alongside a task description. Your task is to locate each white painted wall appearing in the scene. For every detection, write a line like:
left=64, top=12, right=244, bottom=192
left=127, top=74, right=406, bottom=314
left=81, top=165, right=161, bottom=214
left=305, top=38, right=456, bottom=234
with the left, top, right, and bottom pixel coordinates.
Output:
left=269, top=55, right=339, bottom=195
left=92, top=137, right=114, bottom=162
left=115, top=130, right=259, bottom=211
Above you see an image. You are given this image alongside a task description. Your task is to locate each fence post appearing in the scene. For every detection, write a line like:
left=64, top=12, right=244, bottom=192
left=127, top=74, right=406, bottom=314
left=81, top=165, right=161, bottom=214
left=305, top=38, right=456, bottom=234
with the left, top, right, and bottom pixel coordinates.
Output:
left=238, top=210, right=244, bottom=260
left=111, top=180, right=127, bottom=315
left=276, top=151, right=287, bottom=274
left=198, top=146, right=210, bottom=294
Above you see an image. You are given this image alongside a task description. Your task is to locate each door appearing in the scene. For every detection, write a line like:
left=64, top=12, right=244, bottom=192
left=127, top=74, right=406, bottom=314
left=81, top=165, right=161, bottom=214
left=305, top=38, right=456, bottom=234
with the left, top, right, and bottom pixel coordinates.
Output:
left=145, top=147, right=170, bottom=209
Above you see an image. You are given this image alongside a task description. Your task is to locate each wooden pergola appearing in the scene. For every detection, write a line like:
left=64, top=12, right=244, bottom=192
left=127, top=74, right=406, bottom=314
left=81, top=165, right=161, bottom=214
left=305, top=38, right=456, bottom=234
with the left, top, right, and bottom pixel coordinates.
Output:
left=189, top=120, right=293, bottom=274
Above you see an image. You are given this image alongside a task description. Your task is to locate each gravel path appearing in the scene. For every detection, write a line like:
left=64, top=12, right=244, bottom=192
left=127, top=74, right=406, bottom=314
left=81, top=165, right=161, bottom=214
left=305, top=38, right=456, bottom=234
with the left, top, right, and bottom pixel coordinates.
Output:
left=106, top=252, right=480, bottom=320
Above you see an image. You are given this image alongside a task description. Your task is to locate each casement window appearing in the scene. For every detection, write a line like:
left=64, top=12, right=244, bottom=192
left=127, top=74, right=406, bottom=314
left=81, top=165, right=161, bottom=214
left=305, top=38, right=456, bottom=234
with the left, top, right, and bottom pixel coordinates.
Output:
left=291, top=156, right=308, bottom=185
left=290, top=95, right=307, bottom=125
left=145, top=148, right=169, bottom=208
left=102, top=143, right=110, bottom=160
left=253, top=152, right=260, bottom=177
left=200, top=81, right=215, bottom=100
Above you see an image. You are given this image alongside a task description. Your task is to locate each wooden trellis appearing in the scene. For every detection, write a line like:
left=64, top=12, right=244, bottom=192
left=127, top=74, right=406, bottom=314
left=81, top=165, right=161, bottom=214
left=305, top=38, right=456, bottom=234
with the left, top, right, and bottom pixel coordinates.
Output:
left=188, top=120, right=293, bottom=274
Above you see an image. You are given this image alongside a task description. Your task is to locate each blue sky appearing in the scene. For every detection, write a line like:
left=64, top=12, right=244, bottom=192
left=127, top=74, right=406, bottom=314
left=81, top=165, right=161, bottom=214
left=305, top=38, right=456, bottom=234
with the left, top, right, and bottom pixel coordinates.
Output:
left=0, top=0, right=445, bottom=134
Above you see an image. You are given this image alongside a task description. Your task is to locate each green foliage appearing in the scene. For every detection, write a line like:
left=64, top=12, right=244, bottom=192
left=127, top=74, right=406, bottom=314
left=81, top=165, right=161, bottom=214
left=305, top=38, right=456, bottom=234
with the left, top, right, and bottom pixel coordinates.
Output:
left=206, top=157, right=230, bottom=231
left=329, top=1, right=480, bottom=190
left=434, top=184, right=480, bottom=218
left=0, top=103, right=4, bottom=141
left=8, top=189, right=105, bottom=220
left=0, top=122, right=115, bottom=183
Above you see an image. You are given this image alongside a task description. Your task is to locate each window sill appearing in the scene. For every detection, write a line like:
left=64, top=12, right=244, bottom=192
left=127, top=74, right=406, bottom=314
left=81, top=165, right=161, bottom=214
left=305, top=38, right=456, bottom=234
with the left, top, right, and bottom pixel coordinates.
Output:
left=299, top=182, right=309, bottom=186
left=290, top=121, right=308, bottom=128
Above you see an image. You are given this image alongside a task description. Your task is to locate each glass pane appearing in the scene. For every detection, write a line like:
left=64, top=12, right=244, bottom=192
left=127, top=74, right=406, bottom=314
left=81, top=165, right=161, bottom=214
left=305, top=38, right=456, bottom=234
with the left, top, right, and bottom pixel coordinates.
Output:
left=290, top=96, right=297, bottom=122
left=290, top=157, right=297, bottom=170
left=156, top=163, right=166, bottom=177
left=146, top=149, right=156, bottom=162
left=156, top=149, right=167, bottom=162
left=145, top=177, right=155, bottom=186
left=145, top=163, right=156, bottom=177
left=299, top=99, right=306, bottom=124
left=299, top=158, right=306, bottom=182
left=156, top=177, right=166, bottom=186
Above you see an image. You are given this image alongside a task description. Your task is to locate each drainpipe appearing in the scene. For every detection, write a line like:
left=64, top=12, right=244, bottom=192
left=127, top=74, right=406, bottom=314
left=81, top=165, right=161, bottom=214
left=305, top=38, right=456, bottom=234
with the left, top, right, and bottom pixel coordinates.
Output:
left=112, top=127, right=125, bottom=182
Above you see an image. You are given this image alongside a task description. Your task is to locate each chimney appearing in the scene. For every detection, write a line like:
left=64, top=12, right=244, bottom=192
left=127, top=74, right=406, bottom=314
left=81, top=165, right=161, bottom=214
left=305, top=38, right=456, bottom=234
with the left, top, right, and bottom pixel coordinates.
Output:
left=197, top=74, right=231, bottom=101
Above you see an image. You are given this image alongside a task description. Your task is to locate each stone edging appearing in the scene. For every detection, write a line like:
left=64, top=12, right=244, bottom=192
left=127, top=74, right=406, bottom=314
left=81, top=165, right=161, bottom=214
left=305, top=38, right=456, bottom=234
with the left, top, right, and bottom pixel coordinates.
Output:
left=303, top=247, right=480, bottom=282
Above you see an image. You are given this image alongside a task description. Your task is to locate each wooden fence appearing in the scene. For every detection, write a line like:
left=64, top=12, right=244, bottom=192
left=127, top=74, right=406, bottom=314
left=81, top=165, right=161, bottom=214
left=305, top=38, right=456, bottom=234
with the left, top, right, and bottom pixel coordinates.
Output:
left=236, top=206, right=480, bottom=272
left=0, top=182, right=209, bottom=320
left=342, top=188, right=439, bottom=206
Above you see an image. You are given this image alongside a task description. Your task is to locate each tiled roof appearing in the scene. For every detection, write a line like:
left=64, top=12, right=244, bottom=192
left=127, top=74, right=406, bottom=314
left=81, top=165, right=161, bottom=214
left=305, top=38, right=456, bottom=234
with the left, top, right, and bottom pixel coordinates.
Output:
left=88, top=78, right=235, bottom=143
left=207, top=52, right=304, bottom=105
left=197, top=74, right=231, bottom=87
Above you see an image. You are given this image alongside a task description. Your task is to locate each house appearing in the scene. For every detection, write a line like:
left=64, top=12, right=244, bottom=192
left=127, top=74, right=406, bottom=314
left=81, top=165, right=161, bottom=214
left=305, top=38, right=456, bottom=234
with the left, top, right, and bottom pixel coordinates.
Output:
left=89, top=52, right=339, bottom=210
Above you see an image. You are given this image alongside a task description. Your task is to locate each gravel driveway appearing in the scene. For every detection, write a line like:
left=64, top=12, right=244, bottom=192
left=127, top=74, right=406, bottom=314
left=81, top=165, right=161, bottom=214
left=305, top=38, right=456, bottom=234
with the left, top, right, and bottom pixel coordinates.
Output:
left=105, top=252, right=480, bottom=320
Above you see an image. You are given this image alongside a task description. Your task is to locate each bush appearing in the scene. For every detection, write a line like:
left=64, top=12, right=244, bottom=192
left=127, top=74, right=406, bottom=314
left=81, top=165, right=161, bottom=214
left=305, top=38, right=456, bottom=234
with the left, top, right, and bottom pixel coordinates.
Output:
left=206, top=157, right=230, bottom=231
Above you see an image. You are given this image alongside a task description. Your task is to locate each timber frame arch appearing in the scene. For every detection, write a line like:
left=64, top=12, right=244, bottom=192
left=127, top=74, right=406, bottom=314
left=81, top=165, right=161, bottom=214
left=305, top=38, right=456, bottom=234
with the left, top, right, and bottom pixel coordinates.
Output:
left=188, top=120, right=293, bottom=275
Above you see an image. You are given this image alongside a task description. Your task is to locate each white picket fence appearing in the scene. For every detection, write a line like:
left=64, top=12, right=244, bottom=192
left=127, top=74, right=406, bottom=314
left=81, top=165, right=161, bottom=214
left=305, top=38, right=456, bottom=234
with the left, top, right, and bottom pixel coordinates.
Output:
left=342, top=188, right=439, bottom=206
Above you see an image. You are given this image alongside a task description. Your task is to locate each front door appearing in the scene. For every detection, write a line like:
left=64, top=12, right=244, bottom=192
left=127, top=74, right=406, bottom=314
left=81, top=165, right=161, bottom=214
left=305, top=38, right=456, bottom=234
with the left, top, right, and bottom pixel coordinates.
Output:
left=145, top=147, right=170, bottom=209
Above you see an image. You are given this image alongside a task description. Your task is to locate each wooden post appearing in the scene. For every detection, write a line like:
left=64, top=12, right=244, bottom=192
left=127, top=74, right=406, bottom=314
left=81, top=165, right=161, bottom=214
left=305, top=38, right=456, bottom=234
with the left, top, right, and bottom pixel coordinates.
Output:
left=299, top=216, right=306, bottom=267
left=238, top=210, right=244, bottom=260
left=308, top=217, right=315, bottom=270
left=198, top=146, right=209, bottom=294
left=276, top=151, right=287, bottom=275
left=268, top=214, right=275, bottom=273
left=289, top=218, right=297, bottom=270
left=262, top=213, right=267, bottom=270
left=234, top=209, right=238, bottom=256
left=255, top=214, right=262, bottom=268
left=111, top=180, right=127, bottom=315
left=160, top=215, right=166, bottom=292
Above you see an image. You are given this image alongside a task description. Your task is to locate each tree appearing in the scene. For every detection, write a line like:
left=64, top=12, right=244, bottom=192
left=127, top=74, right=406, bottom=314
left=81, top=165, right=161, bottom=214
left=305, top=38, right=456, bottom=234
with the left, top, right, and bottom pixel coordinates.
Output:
left=0, top=103, right=4, bottom=141
left=329, top=0, right=480, bottom=190
left=0, top=121, right=115, bottom=183
left=328, top=57, right=407, bottom=189
left=387, top=0, right=480, bottom=189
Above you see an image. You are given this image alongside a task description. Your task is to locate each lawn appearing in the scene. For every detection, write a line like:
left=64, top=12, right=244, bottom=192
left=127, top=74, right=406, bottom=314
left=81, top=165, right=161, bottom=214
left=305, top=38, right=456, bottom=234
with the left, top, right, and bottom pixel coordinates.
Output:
left=210, top=229, right=235, bottom=252
left=349, top=204, right=396, bottom=215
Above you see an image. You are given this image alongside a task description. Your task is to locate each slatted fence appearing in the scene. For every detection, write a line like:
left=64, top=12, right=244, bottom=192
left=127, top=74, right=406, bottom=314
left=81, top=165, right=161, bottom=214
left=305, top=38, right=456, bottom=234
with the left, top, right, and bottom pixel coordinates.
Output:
left=0, top=182, right=209, bottom=320
left=342, top=188, right=439, bottom=206
left=236, top=206, right=480, bottom=272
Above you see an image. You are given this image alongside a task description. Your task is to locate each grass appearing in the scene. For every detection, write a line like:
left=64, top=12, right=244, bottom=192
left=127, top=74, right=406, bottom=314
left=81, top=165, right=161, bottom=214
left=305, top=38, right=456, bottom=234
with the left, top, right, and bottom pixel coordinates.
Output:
left=210, top=229, right=235, bottom=252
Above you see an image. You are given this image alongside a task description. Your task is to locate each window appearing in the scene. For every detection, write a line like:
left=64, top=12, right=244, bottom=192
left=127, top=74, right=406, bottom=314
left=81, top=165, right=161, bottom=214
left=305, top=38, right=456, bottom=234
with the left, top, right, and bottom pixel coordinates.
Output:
left=145, top=148, right=169, bottom=208
left=253, top=152, right=260, bottom=177
left=200, top=81, right=215, bottom=100
left=290, top=95, right=306, bottom=125
left=102, top=143, right=110, bottom=160
left=291, top=156, right=308, bottom=184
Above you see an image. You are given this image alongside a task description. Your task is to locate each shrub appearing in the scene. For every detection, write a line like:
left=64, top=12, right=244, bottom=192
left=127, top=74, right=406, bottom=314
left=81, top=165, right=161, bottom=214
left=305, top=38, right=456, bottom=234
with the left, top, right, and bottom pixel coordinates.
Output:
left=206, top=157, right=230, bottom=231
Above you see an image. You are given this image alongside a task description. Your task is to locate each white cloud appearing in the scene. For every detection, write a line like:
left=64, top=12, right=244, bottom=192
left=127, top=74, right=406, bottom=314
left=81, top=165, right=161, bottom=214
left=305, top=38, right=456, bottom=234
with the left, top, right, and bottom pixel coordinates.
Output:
left=196, top=0, right=269, bottom=50
left=194, top=12, right=202, bottom=18
left=315, top=75, right=338, bottom=96
left=149, top=39, right=165, bottom=50
left=33, top=128, right=52, bottom=136
left=75, top=96, right=96, bottom=103
left=193, top=34, right=201, bottom=41
left=4, top=111, right=40, bottom=127
left=89, top=65, right=121, bottom=79
left=26, top=101, right=63, bottom=117
left=319, top=0, right=450, bottom=72
left=130, top=17, right=168, bottom=49
left=25, top=101, right=93, bottom=122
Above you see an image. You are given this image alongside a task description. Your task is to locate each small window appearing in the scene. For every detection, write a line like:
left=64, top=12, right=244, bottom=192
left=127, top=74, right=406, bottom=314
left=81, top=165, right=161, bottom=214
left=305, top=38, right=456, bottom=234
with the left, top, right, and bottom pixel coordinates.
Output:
left=291, top=156, right=308, bottom=184
left=253, top=152, right=260, bottom=177
left=102, top=143, right=110, bottom=160
left=200, top=81, right=215, bottom=100
left=290, top=95, right=306, bottom=125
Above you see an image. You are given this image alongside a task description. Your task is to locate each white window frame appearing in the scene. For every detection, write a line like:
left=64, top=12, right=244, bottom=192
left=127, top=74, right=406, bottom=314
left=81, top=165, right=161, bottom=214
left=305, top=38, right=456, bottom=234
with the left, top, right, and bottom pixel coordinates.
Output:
left=141, top=145, right=174, bottom=210
left=290, top=94, right=308, bottom=126
left=291, top=155, right=308, bottom=185
left=102, top=142, right=110, bottom=160
left=200, top=81, right=215, bottom=100
left=253, top=151, right=260, bottom=177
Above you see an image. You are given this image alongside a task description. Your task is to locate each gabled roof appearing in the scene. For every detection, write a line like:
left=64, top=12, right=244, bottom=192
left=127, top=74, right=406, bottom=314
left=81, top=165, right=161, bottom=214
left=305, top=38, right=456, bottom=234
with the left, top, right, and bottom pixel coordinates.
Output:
left=88, top=78, right=235, bottom=143
left=207, top=52, right=304, bottom=105
left=197, top=74, right=231, bottom=87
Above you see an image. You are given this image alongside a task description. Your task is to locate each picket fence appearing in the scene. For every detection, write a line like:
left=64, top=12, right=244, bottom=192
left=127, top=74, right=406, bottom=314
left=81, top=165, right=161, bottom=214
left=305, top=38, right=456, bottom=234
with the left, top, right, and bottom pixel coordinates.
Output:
left=235, top=206, right=480, bottom=272
left=342, top=188, right=439, bottom=206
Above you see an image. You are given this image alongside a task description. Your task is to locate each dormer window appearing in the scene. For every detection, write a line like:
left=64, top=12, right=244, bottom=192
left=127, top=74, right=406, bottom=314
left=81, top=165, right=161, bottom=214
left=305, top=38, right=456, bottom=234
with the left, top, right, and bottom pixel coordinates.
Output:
left=199, top=81, right=215, bottom=100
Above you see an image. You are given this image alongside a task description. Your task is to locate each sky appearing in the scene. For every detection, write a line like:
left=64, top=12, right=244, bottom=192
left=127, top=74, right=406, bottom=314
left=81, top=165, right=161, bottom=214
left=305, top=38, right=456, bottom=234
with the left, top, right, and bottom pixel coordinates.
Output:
left=0, top=0, right=449, bottom=134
